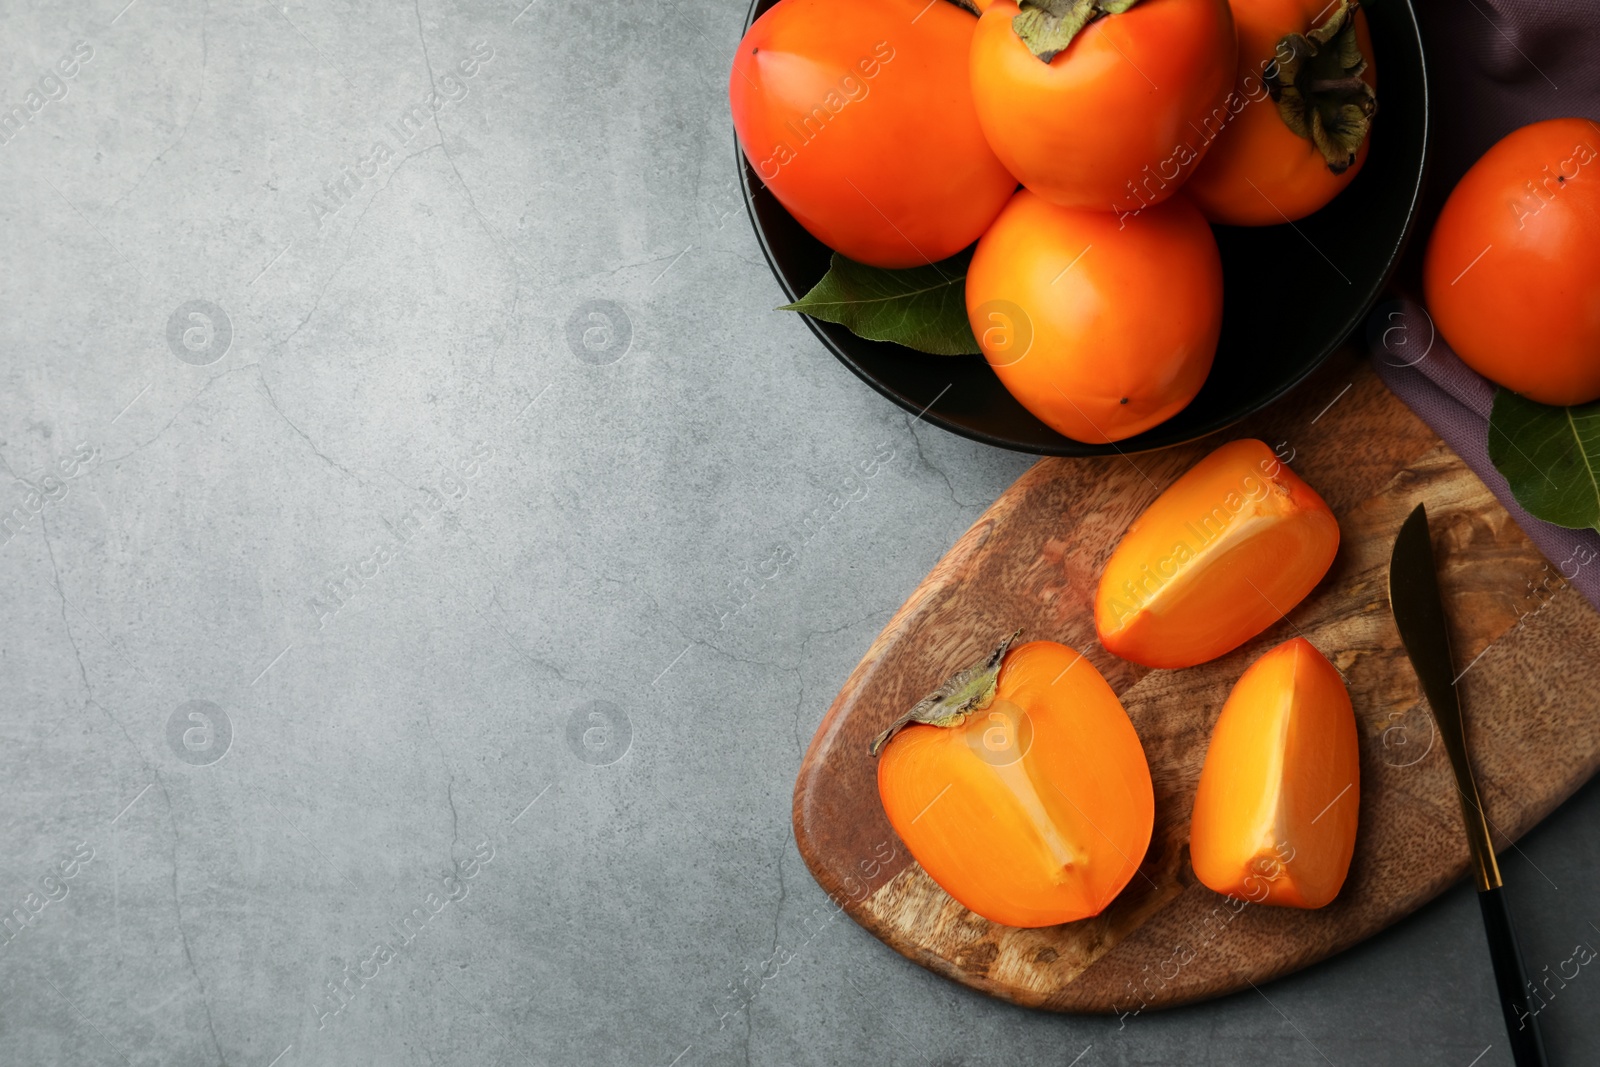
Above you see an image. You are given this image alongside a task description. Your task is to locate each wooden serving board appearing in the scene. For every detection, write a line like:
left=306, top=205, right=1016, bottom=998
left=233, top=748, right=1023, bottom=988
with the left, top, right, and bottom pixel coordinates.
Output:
left=792, top=349, right=1600, bottom=1012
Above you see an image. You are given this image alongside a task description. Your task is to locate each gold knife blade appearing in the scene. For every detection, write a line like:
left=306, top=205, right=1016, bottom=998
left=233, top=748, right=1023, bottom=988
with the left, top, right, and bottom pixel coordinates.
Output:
left=1386, top=502, right=1502, bottom=891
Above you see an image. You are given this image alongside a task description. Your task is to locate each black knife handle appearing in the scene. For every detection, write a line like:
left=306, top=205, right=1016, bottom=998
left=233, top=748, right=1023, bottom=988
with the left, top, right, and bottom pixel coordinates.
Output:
left=1478, top=886, right=1549, bottom=1066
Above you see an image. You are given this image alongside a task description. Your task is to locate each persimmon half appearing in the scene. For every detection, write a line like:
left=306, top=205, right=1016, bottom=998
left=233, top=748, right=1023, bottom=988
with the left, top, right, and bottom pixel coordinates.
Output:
left=1189, top=637, right=1359, bottom=908
left=873, top=634, right=1154, bottom=928
left=1095, top=438, right=1339, bottom=668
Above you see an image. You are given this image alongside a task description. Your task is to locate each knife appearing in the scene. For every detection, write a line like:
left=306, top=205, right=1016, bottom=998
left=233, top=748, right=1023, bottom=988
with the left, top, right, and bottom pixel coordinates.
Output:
left=1388, top=502, right=1548, bottom=1066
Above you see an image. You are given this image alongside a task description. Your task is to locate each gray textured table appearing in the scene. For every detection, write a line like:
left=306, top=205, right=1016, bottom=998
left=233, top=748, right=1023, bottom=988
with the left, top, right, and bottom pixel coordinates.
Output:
left=1, top=2, right=1596, bottom=1064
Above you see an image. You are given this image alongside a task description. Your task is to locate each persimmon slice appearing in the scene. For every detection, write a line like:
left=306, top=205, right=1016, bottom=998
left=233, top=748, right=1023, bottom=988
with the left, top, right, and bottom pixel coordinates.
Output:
left=1189, top=637, right=1359, bottom=908
left=1095, top=438, right=1339, bottom=669
left=876, top=638, right=1154, bottom=928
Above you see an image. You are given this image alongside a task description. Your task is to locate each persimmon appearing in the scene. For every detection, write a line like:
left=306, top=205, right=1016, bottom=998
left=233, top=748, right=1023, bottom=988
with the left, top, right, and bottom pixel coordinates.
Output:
left=729, top=0, right=1016, bottom=268
left=1185, top=0, right=1377, bottom=226
left=1095, top=439, right=1339, bottom=668
left=1189, top=637, right=1359, bottom=908
left=1423, top=118, right=1600, bottom=406
left=873, top=634, right=1154, bottom=928
left=969, top=0, right=1236, bottom=212
left=965, top=188, right=1222, bottom=444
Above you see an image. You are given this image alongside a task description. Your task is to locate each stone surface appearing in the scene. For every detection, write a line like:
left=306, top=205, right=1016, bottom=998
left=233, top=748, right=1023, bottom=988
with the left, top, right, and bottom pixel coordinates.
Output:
left=0, top=2, right=1595, bottom=1065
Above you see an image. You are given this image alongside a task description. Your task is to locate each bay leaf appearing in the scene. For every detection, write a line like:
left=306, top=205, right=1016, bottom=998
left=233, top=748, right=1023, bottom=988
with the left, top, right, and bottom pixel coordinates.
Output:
left=1487, top=388, right=1600, bottom=532
left=779, top=252, right=978, bottom=357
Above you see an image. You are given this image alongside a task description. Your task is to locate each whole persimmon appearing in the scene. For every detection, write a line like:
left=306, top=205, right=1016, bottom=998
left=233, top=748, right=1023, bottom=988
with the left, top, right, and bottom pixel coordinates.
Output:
left=1185, top=0, right=1377, bottom=226
left=1189, top=637, right=1359, bottom=909
left=965, top=188, right=1222, bottom=444
left=969, top=0, right=1236, bottom=212
left=730, top=0, right=1016, bottom=268
left=874, top=634, right=1155, bottom=928
left=1424, top=118, right=1600, bottom=406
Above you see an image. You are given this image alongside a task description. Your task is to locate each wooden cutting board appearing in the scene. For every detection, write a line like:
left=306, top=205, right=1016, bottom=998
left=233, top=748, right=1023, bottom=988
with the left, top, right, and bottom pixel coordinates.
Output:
left=792, top=349, right=1600, bottom=1013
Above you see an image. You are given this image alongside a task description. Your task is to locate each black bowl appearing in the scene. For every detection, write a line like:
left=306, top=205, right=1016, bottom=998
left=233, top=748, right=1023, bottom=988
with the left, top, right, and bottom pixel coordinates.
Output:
left=738, top=0, right=1429, bottom=456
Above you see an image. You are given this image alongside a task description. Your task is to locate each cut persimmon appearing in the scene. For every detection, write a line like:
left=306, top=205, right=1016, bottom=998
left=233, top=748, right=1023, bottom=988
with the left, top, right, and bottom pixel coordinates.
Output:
left=873, top=634, right=1154, bottom=928
left=1189, top=637, right=1359, bottom=908
left=1095, top=439, right=1339, bottom=669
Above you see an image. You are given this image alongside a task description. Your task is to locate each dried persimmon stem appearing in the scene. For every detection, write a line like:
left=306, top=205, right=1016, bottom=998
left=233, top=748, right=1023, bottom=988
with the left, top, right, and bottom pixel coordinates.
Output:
left=868, top=629, right=1023, bottom=756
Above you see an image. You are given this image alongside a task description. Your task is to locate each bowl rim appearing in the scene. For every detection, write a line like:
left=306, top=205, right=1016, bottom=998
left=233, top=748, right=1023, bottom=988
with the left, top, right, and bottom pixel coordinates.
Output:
left=735, top=0, right=1431, bottom=457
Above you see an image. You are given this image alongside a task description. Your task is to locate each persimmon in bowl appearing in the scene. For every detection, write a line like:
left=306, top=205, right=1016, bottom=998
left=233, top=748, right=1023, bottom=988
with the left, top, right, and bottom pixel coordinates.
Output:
left=736, top=0, right=1429, bottom=456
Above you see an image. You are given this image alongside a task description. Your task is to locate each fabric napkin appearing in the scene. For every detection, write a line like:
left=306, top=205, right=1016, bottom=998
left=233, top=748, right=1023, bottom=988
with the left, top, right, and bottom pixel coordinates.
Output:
left=1369, top=0, right=1600, bottom=609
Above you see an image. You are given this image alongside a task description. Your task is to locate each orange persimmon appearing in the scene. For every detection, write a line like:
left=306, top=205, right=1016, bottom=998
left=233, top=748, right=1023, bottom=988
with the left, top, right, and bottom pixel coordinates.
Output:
left=968, top=0, right=1237, bottom=212
left=965, top=188, right=1223, bottom=444
left=1095, top=439, right=1339, bottom=669
left=729, top=0, right=1016, bottom=268
left=1189, top=637, right=1359, bottom=908
left=1423, top=118, right=1600, bottom=406
left=1185, top=0, right=1377, bottom=226
left=874, top=635, right=1154, bottom=928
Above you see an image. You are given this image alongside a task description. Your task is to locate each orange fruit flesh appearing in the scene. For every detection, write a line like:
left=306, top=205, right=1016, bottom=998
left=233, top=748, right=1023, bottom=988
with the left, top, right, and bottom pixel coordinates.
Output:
left=877, top=641, right=1154, bottom=928
left=1188, top=637, right=1359, bottom=908
left=1095, top=438, right=1339, bottom=669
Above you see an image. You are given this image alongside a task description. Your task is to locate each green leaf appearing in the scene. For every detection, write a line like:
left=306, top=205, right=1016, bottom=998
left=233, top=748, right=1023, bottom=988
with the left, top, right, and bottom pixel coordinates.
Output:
left=778, top=252, right=978, bottom=356
left=1487, top=388, right=1600, bottom=532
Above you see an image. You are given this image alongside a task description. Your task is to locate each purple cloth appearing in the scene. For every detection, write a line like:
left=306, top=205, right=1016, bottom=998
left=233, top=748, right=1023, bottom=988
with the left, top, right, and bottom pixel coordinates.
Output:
left=1371, top=307, right=1600, bottom=607
left=1368, top=0, right=1600, bottom=610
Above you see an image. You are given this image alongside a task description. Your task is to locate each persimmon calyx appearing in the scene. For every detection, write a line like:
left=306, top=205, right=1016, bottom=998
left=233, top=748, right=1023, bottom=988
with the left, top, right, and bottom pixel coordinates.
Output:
left=1011, top=0, right=1143, bottom=64
left=868, top=629, right=1022, bottom=755
left=1266, top=0, right=1377, bottom=173
left=943, top=0, right=982, bottom=14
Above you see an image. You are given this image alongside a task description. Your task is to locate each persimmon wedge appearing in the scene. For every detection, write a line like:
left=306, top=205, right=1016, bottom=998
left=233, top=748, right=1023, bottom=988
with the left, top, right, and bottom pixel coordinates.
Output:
left=874, top=634, right=1154, bottom=928
left=1189, top=638, right=1359, bottom=908
left=1095, top=439, right=1339, bottom=669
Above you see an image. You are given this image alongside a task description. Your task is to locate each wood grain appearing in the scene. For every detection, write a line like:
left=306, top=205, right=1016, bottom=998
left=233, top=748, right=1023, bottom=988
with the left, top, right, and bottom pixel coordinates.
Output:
left=792, top=350, right=1600, bottom=1012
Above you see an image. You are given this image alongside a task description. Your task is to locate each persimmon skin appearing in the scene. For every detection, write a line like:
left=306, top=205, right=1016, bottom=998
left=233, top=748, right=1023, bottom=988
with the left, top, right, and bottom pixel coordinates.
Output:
left=965, top=188, right=1222, bottom=444
left=970, top=0, right=1236, bottom=212
left=1189, top=638, right=1359, bottom=909
left=877, top=641, right=1154, bottom=928
left=729, top=0, right=1016, bottom=268
left=1423, top=118, right=1600, bottom=406
left=1095, top=439, right=1339, bottom=668
left=1185, top=0, right=1376, bottom=226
